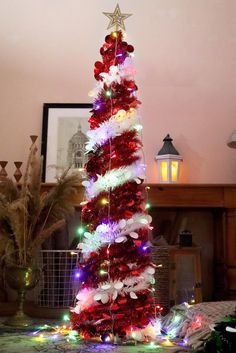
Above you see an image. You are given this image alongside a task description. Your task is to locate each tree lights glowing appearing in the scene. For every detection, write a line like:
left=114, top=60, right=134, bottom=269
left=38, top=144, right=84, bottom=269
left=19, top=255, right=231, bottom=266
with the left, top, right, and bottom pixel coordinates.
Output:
left=63, top=314, right=70, bottom=322
left=70, top=23, right=159, bottom=339
left=76, top=226, right=85, bottom=236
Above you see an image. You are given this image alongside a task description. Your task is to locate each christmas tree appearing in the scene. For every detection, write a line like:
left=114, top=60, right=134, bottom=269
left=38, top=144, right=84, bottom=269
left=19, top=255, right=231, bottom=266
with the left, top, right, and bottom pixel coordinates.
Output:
left=71, top=4, right=160, bottom=341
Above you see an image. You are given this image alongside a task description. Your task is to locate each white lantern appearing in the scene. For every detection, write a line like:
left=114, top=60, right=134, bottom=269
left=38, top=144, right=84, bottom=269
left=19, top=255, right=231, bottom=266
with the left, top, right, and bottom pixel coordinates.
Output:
left=227, top=130, right=236, bottom=149
left=155, top=134, right=182, bottom=183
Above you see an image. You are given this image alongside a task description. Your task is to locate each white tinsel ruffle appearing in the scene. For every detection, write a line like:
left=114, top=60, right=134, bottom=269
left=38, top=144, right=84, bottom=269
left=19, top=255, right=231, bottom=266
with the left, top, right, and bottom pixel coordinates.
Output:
left=85, top=109, right=141, bottom=152
left=72, top=266, right=155, bottom=314
left=88, top=58, right=136, bottom=97
left=78, top=213, right=152, bottom=257
left=83, top=162, right=146, bottom=198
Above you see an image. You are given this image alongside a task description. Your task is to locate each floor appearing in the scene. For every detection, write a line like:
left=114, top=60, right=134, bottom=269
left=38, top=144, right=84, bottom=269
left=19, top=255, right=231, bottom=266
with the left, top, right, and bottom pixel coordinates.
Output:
left=1, top=300, right=236, bottom=352
left=0, top=318, right=191, bottom=353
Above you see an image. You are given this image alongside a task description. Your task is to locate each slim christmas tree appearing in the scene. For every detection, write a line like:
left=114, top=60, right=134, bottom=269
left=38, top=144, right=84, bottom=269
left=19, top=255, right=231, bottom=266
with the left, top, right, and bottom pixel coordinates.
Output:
left=71, top=4, right=159, bottom=341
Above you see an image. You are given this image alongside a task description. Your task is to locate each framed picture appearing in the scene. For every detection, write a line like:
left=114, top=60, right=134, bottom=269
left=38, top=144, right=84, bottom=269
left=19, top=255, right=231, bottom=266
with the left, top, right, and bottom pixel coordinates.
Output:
left=41, top=103, right=92, bottom=182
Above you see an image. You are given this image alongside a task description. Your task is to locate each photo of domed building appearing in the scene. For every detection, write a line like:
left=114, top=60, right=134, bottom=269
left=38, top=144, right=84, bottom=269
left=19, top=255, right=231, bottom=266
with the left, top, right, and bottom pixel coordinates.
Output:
left=67, top=123, right=88, bottom=169
left=54, top=113, right=90, bottom=181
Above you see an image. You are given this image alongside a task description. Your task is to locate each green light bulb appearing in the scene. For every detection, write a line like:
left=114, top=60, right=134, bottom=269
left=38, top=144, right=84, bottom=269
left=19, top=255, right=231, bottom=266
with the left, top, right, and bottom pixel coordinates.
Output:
left=63, top=314, right=70, bottom=321
left=77, top=226, right=85, bottom=236
left=106, top=90, right=112, bottom=97
left=68, top=330, right=78, bottom=340
left=99, top=269, right=107, bottom=275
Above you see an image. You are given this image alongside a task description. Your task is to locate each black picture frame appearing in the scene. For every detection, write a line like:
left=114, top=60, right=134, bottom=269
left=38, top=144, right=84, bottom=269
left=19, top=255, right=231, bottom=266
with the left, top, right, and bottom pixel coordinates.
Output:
left=41, top=103, right=92, bottom=182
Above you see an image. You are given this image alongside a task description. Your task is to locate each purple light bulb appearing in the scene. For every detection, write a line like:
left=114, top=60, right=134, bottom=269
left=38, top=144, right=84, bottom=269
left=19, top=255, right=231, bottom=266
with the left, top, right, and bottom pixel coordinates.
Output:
left=75, top=271, right=81, bottom=278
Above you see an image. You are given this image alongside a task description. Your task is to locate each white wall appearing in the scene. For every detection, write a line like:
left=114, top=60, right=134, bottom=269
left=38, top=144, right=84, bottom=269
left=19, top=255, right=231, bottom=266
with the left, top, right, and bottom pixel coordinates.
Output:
left=0, top=0, right=236, bottom=183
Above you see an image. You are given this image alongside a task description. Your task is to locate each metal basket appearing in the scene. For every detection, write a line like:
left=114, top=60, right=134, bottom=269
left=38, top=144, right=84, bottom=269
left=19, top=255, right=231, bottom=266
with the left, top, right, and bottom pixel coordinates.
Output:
left=35, top=250, right=81, bottom=308
left=35, top=247, right=170, bottom=310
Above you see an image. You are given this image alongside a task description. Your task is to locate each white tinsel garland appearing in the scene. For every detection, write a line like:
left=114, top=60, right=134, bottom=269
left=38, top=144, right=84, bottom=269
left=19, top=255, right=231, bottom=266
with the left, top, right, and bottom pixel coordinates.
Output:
left=72, top=266, right=155, bottom=314
left=88, top=57, right=136, bottom=98
left=78, top=213, right=152, bottom=257
left=74, top=54, right=154, bottom=330
left=100, top=58, right=136, bottom=86
left=85, top=109, right=141, bottom=152
left=83, top=162, right=146, bottom=199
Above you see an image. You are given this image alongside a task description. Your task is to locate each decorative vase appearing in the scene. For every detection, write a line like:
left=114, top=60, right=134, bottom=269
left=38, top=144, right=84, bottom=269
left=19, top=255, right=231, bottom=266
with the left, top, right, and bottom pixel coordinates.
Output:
left=0, top=161, right=8, bottom=181
left=4, top=265, right=41, bottom=327
left=13, top=161, right=23, bottom=182
left=30, top=135, right=38, bottom=152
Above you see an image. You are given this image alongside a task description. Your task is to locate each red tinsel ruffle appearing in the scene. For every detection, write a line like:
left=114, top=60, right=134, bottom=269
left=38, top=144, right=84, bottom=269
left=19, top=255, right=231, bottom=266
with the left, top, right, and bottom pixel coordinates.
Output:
left=71, top=30, right=156, bottom=340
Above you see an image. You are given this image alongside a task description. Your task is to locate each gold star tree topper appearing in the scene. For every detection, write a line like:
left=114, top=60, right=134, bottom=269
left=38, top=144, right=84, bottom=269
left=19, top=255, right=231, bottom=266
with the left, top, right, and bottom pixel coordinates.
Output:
left=103, top=4, right=132, bottom=31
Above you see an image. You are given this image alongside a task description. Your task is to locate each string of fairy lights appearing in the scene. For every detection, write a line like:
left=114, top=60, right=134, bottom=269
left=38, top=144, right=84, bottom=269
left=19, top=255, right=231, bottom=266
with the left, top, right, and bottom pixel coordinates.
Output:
left=72, top=4, right=167, bottom=344
left=26, top=302, right=203, bottom=348
left=30, top=4, right=199, bottom=349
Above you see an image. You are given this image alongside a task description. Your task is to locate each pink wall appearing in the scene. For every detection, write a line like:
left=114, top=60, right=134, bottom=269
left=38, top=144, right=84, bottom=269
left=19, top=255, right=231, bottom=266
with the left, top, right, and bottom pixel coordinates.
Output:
left=0, top=0, right=236, bottom=183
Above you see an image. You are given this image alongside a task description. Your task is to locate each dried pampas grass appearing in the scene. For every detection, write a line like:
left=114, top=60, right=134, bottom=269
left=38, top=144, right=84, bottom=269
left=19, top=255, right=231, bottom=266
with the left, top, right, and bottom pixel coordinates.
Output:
left=0, top=144, right=81, bottom=266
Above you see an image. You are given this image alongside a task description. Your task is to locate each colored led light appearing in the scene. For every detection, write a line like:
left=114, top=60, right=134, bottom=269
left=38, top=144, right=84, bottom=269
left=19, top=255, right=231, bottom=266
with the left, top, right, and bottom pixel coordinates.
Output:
left=77, top=226, right=85, bottom=236
left=63, top=314, right=70, bottom=321
left=161, top=338, right=175, bottom=347
left=149, top=341, right=156, bottom=348
left=106, top=90, right=112, bottom=97
left=101, top=198, right=109, bottom=205
left=99, top=269, right=107, bottom=275
left=134, top=124, right=143, bottom=131
left=75, top=271, right=81, bottom=278
left=101, top=332, right=112, bottom=343
left=111, top=152, right=117, bottom=159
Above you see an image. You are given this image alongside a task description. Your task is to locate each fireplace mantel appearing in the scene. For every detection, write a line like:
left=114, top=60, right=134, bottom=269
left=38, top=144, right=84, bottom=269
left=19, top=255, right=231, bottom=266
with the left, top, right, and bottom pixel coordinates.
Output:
left=42, top=183, right=236, bottom=208
left=145, top=184, right=236, bottom=301
left=146, top=184, right=236, bottom=208
left=42, top=183, right=236, bottom=300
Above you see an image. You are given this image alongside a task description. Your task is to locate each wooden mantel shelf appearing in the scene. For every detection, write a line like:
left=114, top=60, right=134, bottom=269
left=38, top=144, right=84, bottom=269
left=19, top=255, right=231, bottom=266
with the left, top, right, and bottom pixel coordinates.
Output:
left=42, top=183, right=236, bottom=208
left=146, top=184, right=236, bottom=208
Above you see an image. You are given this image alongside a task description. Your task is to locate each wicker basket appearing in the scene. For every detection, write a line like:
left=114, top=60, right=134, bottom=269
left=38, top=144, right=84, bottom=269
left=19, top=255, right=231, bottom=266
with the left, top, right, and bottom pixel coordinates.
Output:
left=151, top=246, right=170, bottom=311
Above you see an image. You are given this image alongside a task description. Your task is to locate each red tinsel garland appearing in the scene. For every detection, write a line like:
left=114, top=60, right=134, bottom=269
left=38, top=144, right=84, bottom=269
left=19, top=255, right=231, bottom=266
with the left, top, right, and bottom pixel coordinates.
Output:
left=71, top=31, right=158, bottom=339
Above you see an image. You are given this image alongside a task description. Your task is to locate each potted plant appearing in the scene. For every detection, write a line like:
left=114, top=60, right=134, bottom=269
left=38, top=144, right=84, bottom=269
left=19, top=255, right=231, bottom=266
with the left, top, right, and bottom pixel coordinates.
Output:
left=0, top=144, right=81, bottom=325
